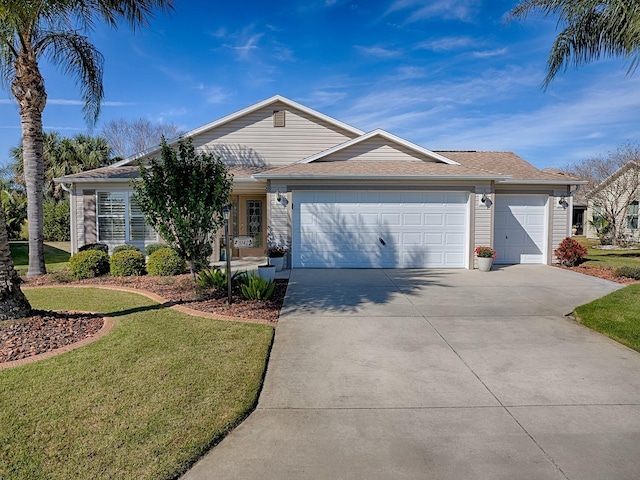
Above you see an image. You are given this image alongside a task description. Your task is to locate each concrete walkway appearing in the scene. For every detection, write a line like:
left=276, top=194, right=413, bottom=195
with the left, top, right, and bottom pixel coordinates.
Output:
left=183, top=265, right=640, bottom=480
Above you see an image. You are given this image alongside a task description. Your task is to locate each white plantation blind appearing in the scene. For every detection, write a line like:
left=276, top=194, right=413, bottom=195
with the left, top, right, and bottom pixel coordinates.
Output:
left=130, top=197, right=156, bottom=240
left=98, top=192, right=126, bottom=241
left=97, top=192, right=157, bottom=242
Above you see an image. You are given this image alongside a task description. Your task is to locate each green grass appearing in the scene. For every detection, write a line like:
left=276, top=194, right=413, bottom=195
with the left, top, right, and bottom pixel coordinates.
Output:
left=9, top=241, right=71, bottom=274
left=573, top=236, right=640, bottom=269
left=0, top=288, right=274, bottom=480
left=575, top=285, right=640, bottom=353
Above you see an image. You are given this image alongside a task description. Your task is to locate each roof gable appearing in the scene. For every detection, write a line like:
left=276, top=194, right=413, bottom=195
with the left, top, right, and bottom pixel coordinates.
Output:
left=298, top=129, right=460, bottom=165
left=112, top=95, right=364, bottom=167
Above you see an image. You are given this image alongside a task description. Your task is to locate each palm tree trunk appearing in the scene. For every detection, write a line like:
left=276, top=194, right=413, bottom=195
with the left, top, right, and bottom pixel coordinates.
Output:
left=12, top=49, right=47, bottom=276
left=0, top=201, right=31, bottom=320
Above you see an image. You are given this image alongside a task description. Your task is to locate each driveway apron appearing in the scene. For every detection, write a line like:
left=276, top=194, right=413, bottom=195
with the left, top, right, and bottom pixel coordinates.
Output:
left=183, top=265, right=640, bottom=480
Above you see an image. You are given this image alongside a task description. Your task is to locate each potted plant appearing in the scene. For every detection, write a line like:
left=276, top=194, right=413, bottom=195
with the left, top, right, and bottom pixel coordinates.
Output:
left=475, top=246, right=497, bottom=272
left=267, top=245, right=288, bottom=272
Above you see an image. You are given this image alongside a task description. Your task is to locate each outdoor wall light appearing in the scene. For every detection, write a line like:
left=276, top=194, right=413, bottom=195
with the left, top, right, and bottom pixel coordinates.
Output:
left=559, top=195, right=568, bottom=209
left=480, top=192, right=492, bottom=208
left=276, top=191, right=282, bottom=202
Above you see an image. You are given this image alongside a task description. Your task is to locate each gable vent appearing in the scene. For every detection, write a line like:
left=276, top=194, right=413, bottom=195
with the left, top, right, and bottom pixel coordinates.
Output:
left=273, top=110, right=286, bottom=127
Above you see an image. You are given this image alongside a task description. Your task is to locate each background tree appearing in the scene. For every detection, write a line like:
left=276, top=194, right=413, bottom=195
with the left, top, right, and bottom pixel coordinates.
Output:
left=133, top=138, right=233, bottom=279
left=10, top=132, right=112, bottom=201
left=564, top=143, right=640, bottom=244
left=0, top=0, right=173, bottom=282
left=102, top=117, right=183, bottom=159
left=510, top=0, right=640, bottom=86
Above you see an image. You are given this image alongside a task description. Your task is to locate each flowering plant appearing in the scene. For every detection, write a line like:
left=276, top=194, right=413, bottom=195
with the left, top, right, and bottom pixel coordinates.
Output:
left=267, top=245, right=288, bottom=257
left=475, top=246, right=497, bottom=259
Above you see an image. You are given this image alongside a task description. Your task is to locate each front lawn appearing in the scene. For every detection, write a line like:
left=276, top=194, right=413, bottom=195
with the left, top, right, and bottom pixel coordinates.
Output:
left=572, top=236, right=640, bottom=269
left=9, top=241, right=71, bottom=275
left=0, top=288, right=273, bottom=480
left=574, top=285, right=640, bottom=353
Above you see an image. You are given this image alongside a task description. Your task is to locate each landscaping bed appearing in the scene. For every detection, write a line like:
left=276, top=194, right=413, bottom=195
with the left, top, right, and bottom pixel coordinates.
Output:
left=558, top=264, right=640, bottom=284
left=3, top=274, right=286, bottom=365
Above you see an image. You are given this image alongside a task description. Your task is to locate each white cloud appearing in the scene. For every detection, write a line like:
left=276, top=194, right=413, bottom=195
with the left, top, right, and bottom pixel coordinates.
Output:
left=356, top=45, right=402, bottom=58
left=472, top=47, right=508, bottom=58
left=416, top=36, right=475, bottom=52
left=386, top=0, right=481, bottom=23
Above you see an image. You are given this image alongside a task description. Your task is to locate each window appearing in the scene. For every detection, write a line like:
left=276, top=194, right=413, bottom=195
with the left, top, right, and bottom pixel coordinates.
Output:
left=98, top=192, right=126, bottom=241
left=627, top=201, right=639, bottom=230
left=97, top=192, right=157, bottom=242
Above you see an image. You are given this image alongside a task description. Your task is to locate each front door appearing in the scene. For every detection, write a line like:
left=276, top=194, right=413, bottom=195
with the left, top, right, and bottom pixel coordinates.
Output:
left=235, top=196, right=266, bottom=257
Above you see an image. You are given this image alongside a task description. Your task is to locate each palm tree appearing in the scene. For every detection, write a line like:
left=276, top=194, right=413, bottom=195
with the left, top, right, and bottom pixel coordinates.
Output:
left=0, top=0, right=172, bottom=279
left=0, top=198, right=30, bottom=320
left=0, top=1, right=172, bottom=319
left=510, top=0, right=640, bottom=86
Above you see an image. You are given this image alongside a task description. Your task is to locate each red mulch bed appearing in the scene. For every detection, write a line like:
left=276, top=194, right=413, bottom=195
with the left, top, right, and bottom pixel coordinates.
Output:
left=556, top=264, right=640, bottom=284
left=0, top=310, right=103, bottom=363
left=1, top=274, right=287, bottom=365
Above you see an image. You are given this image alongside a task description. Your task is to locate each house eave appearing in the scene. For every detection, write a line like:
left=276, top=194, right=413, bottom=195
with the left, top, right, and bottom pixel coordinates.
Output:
left=254, top=173, right=510, bottom=181
left=497, top=179, right=589, bottom=185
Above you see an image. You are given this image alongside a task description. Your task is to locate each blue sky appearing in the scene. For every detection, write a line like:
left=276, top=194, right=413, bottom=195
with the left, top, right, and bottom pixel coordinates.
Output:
left=2, top=0, right=640, bottom=171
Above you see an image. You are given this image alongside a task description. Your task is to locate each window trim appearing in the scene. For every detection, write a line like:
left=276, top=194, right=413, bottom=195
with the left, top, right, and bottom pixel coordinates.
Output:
left=627, top=201, right=639, bottom=230
left=96, top=190, right=158, bottom=243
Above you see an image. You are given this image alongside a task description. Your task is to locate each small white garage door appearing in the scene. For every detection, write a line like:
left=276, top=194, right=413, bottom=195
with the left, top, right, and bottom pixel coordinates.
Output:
left=494, top=195, right=547, bottom=264
left=293, top=191, right=469, bottom=268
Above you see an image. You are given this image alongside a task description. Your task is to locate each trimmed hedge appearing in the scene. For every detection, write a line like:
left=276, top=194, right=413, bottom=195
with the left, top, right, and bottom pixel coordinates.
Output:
left=145, top=243, right=167, bottom=256
left=147, top=248, right=185, bottom=276
left=69, top=250, right=110, bottom=280
left=78, top=243, right=109, bottom=254
left=616, top=266, right=640, bottom=280
left=112, top=244, right=142, bottom=254
left=111, top=250, right=146, bottom=277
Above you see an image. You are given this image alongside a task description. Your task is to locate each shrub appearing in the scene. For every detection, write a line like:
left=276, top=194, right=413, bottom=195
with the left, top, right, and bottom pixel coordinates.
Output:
left=43, top=198, right=70, bottom=241
left=112, top=244, right=142, bottom=254
left=196, top=267, right=227, bottom=290
left=111, top=250, right=146, bottom=277
left=554, top=237, right=588, bottom=267
left=147, top=247, right=185, bottom=276
left=241, top=273, right=275, bottom=301
left=145, top=243, right=167, bottom=256
left=68, top=250, right=110, bottom=279
left=616, top=266, right=640, bottom=280
left=197, top=267, right=248, bottom=290
left=79, top=243, right=109, bottom=254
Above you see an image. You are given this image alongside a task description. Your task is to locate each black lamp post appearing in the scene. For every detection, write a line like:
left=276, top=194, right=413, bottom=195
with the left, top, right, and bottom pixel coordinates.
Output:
left=222, top=206, right=232, bottom=304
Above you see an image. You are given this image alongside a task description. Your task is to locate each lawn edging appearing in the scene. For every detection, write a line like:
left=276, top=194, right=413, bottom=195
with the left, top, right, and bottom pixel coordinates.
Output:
left=23, top=284, right=273, bottom=325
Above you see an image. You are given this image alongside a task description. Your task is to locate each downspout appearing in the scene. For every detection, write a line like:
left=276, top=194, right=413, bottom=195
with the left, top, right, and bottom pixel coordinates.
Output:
left=59, top=182, right=76, bottom=254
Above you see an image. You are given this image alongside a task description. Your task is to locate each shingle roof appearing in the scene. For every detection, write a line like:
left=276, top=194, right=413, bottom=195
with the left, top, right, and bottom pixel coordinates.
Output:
left=55, top=164, right=269, bottom=182
left=254, top=160, right=505, bottom=179
left=436, top=151, right=583, bottom=182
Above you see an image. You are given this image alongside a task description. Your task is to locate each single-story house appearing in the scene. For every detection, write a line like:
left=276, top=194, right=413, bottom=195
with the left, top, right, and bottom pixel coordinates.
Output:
left=55, top=95, right=583, bottom=269
left=585, top=161, right=640, bottom=242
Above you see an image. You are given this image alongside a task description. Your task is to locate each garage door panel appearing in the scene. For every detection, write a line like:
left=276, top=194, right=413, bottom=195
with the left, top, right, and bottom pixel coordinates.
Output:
left=494, top=195, right=547, bottom=264
left=294, top=191, right=468, bottom=268
left=403, top=213, right=423, bottom=226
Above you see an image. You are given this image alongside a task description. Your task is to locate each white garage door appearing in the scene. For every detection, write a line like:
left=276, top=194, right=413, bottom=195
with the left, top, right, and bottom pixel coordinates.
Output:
left=494, top=195, right=547, bottom=264
left=293, top=191, right=469, bottom=268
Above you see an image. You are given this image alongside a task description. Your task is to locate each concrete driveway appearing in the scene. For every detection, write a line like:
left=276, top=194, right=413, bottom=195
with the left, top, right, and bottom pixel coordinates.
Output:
left=183, top=265, right=640, bottom=480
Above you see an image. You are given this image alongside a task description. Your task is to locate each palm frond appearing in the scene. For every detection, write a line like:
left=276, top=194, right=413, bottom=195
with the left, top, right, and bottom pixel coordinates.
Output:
left=38, top=30, right=104, bottom=124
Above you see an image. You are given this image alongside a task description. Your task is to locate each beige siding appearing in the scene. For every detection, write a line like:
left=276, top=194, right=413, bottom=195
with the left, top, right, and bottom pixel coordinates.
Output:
left=82, top=189, right=97, bottom=245
left=551, top=190, right=570, bottom=263
left=268, top=191, right=291, bottom=268
left=318, top=138, right=428, bottom=162
left=172, top=102, right=358, bottom=167
left=473, top=186, right=493, bottom=268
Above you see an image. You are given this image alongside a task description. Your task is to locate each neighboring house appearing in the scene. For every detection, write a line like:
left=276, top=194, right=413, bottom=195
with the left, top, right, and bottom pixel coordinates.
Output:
left=585, top=161, right=640, bottom=242
left=55, top=95, right=583, bottom=269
